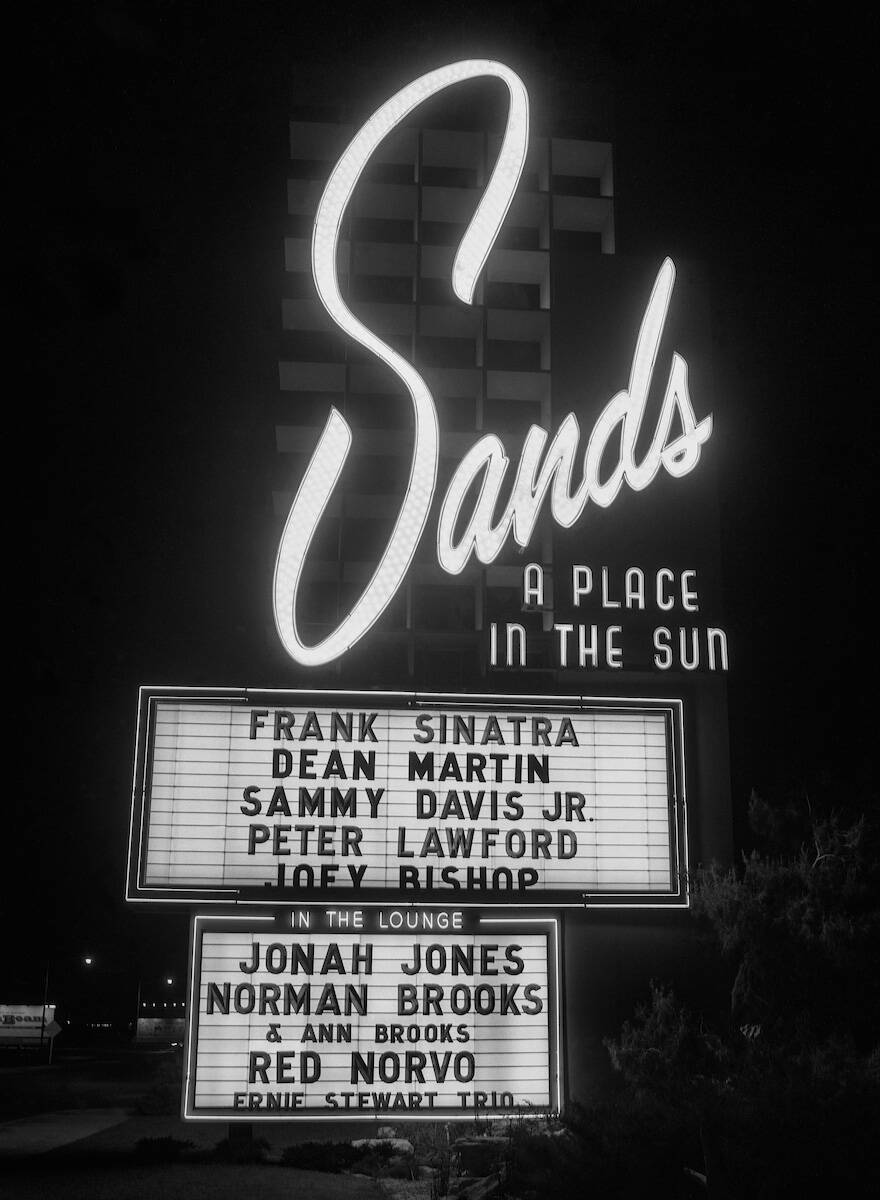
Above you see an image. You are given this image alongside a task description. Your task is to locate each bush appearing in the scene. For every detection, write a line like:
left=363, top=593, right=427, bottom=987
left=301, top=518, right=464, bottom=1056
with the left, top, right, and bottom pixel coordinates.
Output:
left=355, top=1143, right=405, bottom=1177
left=408, top=1123, right=451, bottom=1196
left=605, top=981, right=731, bottom=1102
left=281, top=1141, right=361, bottom=1172
left=280, top=1139, right=413, bottom=1178
left=384, top=1152, right=417, bottom=1179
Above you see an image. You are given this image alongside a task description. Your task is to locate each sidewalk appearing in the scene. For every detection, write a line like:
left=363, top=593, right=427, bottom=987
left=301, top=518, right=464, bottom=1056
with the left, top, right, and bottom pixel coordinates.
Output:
left=0, top=1112, right=421, bottom=1200
left=0, top=1109, right=130, bottom=1158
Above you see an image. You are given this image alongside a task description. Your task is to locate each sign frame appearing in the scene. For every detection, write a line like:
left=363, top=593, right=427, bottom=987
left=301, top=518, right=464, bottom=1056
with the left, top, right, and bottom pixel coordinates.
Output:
left=182, top=908, right=562, bottom=1121
left=127, top=686, right=689, bottom=909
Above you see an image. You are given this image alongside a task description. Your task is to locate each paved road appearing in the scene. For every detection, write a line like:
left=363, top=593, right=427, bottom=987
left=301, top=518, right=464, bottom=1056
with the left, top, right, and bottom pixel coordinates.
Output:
left=0, top=1162, right=388, bottom=1200
left=0, top=1109, right=130, bottom=1157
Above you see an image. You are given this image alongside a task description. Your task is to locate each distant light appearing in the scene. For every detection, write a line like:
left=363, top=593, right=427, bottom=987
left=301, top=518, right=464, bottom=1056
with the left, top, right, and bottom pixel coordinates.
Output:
left=165, top=977, right=173, bottom=986
left=83, top=956, right=93, bottom=966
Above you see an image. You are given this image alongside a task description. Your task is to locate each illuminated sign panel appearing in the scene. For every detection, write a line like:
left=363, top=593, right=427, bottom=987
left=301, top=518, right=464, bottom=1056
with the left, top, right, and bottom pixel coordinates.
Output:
left=128, top=688, right=685, bottom=907
left=274, top=60, right=714, bottom=667
left=184, top=910, right=559, bottom=1119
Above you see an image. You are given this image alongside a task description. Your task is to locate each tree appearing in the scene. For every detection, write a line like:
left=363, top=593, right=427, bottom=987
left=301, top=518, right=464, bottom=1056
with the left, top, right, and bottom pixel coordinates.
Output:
left=694, top=787, right=880, bottom=1047
left=604, top=781, right=880, bottom=1196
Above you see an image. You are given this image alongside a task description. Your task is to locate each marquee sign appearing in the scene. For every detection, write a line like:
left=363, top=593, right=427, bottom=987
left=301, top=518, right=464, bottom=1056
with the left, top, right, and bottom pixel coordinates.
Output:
left=122, top=56, right=728, bottom=1130
left=184, top=909, right=560, bottom=1119
left=273, top=59, right=714, bottom=668
left=127, top=687, right=686, bottom=908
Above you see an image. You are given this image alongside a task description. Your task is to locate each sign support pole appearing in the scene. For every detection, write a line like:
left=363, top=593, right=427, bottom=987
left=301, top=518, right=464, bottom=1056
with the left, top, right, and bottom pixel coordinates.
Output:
left=39, top=961, right=49, bottom=1061
left=228, top=1123, right=253, bottom=1148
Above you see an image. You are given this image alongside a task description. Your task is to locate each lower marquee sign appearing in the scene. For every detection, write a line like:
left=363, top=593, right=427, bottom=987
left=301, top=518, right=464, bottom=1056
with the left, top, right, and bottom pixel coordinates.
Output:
left=129, top=688, right=687, bottom=907
left=184, top=909, right=560, bottom=1119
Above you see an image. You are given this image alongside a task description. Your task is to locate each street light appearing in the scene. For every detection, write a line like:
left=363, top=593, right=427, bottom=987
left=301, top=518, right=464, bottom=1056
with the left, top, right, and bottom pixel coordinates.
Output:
left=39, top=952, right=94, bottom=1063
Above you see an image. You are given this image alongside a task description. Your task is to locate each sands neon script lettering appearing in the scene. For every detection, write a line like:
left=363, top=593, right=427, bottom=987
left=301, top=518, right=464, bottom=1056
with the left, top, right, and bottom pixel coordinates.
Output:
left=273, top=60, right=712, bottom=667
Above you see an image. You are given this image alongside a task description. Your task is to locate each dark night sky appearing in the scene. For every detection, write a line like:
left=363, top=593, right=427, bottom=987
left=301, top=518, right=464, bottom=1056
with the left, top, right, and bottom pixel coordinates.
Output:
left=14, top=0, right=876, bottom=994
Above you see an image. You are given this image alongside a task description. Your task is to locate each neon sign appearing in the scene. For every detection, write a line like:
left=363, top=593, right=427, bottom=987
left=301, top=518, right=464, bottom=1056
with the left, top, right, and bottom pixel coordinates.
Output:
left=274, top=60, right=713, bottom=667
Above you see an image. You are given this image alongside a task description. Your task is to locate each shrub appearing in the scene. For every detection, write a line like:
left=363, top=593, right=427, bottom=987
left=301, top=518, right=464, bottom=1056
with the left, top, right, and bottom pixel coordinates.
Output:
left=280, top=1141, right=360, bottom=1172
